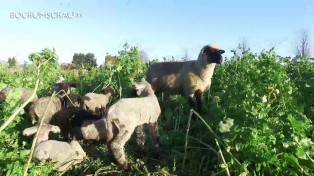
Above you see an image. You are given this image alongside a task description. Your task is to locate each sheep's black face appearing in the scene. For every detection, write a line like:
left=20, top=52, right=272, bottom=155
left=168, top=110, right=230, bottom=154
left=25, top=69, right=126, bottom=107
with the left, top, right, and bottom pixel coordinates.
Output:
left=203, top=46, right=225, bottom=64
left=102, top=87, right=117, bottom=97
left=55, top=82, right=77, bottom=97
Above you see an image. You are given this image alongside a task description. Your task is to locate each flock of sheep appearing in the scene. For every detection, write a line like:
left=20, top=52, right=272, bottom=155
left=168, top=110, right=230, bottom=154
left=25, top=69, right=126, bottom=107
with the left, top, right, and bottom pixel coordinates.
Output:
left=0, top=44, right=225, bottom=172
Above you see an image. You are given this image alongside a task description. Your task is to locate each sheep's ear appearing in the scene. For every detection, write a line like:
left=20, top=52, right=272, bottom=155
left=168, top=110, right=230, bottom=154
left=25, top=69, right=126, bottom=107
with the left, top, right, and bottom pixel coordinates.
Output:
left=49, top=125, right=61, bottom=134
left=23, top=126, right=38, bottom=136
left=68, top=82, right=77, bottom=88
left=201, top=46, right=209, bottom=55
left=219, top=50, right=225, bottom=54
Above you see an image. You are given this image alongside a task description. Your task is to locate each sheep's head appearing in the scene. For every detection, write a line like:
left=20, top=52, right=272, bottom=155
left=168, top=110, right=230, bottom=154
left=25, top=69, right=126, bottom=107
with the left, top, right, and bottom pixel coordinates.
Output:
left=55, top=82, right=77, bottom=98
left=133, top=79, right=154, bottom=97
left=65, top=93, right=83, bottom=108
left=102, top=87, right=117, bottom=97
left=23, top=124, right=60, bottom=143
left=199, top=44, right=225, bottom=64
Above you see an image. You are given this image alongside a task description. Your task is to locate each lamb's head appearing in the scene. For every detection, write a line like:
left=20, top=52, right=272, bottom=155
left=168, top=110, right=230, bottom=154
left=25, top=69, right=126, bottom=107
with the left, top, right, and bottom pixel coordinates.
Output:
left=64, top=93, right=83, bottom=108
left=102, top=86, right=117, bottom=97
left=23, top=124, right=60, bottom=143
left=133, top=79, right=154, bottom=97
left=55, top=82, right=77, bottom=98
left=198, top=44, right=225, bottom=65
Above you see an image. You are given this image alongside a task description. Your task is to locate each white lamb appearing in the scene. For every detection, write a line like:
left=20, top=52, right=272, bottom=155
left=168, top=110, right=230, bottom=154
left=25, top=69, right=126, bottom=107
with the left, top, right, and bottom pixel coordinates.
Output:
left=23, top=124, right=85, bottom=172
left=72, top=79, right=161, bottom=170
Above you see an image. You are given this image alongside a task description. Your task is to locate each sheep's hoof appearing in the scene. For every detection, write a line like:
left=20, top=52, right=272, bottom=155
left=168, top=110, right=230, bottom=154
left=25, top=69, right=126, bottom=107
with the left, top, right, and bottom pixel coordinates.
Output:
left=121, top=162, right=131, bottom=171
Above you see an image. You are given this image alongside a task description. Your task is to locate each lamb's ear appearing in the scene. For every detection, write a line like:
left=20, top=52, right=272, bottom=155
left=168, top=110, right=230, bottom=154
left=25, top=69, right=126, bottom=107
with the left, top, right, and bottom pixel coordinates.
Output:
left=68, top=82, right=77, bottom=88
left=49, top=125, right=61, bottom=134
left=219, top=50, right=225, bottom=54
left=23, top=126, right=38, bottom=136
left=201, top=45, right=209, bottom=55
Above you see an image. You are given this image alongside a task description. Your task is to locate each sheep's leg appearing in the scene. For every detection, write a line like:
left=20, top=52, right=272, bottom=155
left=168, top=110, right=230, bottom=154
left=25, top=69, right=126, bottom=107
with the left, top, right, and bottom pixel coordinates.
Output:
left=188, top=95, right=196, bottom=110
left=195, top=90, right=203, bottom=113
left=110, top=129, right=132, bottom=170
left=59, top=116, right=72, bottom=141
left=135, top=125, right=147, bottom=155
left=148, top=122, right=160, bottom=150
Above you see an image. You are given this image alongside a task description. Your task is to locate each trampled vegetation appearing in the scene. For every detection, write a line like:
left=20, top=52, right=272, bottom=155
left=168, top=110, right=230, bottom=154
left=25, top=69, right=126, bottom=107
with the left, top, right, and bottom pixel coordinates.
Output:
left=1, top=44, right=314, bottom=176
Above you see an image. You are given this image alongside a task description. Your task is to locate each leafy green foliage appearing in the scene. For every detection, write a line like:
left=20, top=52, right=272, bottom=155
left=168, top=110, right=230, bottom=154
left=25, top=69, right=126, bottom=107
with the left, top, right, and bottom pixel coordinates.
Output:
left=1, top=44, right=314, bottom=175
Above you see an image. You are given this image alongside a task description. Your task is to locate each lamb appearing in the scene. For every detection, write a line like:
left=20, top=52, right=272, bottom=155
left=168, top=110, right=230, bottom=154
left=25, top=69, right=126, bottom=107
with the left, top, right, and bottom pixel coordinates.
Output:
left=0, top=87, right=38, bottom=104
left=71, top=79, right=161, bottom=170
left=29, top=92, right=84, bottom=124
left=29, top=82, right=84, bottom=140
left=23, top=124, right=85, bottom=172
left=146, top=44, right=225, bottom=113
left=83, top=87, right=116, bottom=117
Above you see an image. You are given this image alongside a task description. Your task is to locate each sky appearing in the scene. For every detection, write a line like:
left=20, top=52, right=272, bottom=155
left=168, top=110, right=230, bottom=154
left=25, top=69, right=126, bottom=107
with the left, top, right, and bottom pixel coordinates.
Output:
left=0, top=0, right=313, bottom=65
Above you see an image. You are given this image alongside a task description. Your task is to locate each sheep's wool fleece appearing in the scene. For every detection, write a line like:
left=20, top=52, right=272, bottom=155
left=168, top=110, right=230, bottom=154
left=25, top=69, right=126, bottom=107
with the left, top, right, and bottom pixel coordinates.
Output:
left=34, top=140, right=85, bottom=172
left=107, top=96, right=161, bottom=130
left=0, top=87, right=38, bottom=103
left=83, top=93, right=109, bottom=112
left=80, top=119, right=107, bottom=140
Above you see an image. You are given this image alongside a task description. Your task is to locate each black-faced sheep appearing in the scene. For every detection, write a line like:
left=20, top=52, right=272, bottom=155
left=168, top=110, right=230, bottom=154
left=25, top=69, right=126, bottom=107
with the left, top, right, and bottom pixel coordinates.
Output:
left=29, top=93, right=83, bottom=124
left=71, top=79, right=161, bottom=170
left=23, top=124, right=85, bottom=172
left=29, top=82, right=84, bottom=141
left=54, top=81, right=77, bottom=98
left=83, top=87, right=116, bottom=117
left=146, top=44, right=225, bottom=113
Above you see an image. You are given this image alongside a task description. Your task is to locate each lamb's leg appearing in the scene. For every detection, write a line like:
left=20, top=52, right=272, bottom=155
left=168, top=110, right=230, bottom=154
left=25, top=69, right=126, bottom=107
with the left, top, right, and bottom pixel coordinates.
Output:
left=188, top=95, right=196, bottom=110
left=195, top=90, right=203, bottom=113
left=110, top=129, right=132, bottom=171
left=148, top=122, right=160, bottom=150
left=135, top=125, right=147, bottom=155
left=59, top=116, right=71, bottom=141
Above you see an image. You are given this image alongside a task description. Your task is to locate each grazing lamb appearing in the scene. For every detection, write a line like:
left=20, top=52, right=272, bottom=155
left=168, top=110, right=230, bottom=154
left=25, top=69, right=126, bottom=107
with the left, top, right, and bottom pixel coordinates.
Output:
left=0, top=87, right=38, bottom=104
left=29, top=93, right=84, bottom=124
left=146, top=44, right=225, bottom=113
left=83, top=87, right=116, bottom=117
left=72, top=79, right=161, bottom=170
left=23, top=124, right=85, bottom=172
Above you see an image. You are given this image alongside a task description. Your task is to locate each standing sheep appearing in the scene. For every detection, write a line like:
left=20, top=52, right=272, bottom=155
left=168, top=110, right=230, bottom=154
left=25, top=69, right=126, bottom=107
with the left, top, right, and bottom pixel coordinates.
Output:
left=83, top=87, right=116, bottom=117
left=23, top=124, right=85, bottom=172
left=146, top=44, right=225, bottom=113
left=71, top=79, right=161, bottom=170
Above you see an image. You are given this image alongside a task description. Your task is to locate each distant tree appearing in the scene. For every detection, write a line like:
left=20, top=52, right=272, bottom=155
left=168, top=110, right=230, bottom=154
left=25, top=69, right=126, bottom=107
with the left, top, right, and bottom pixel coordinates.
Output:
left=72, top=53, right=97, bottom=68
left=7, top=57, right=17, bottom=67
left=295, top=29, right=311, bottom=58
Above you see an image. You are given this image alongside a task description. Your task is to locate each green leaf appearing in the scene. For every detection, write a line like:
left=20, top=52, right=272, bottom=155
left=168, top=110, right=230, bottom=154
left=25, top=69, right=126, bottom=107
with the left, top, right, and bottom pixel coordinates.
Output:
left=284, top=154, right=300, bottom=169
left=219, top=118, right=234, bottom=133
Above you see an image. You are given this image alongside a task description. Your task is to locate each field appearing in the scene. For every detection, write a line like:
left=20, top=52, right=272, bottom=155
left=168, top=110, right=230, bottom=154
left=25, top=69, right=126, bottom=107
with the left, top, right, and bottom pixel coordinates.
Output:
left=1, top=44, right=314, bottom=176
